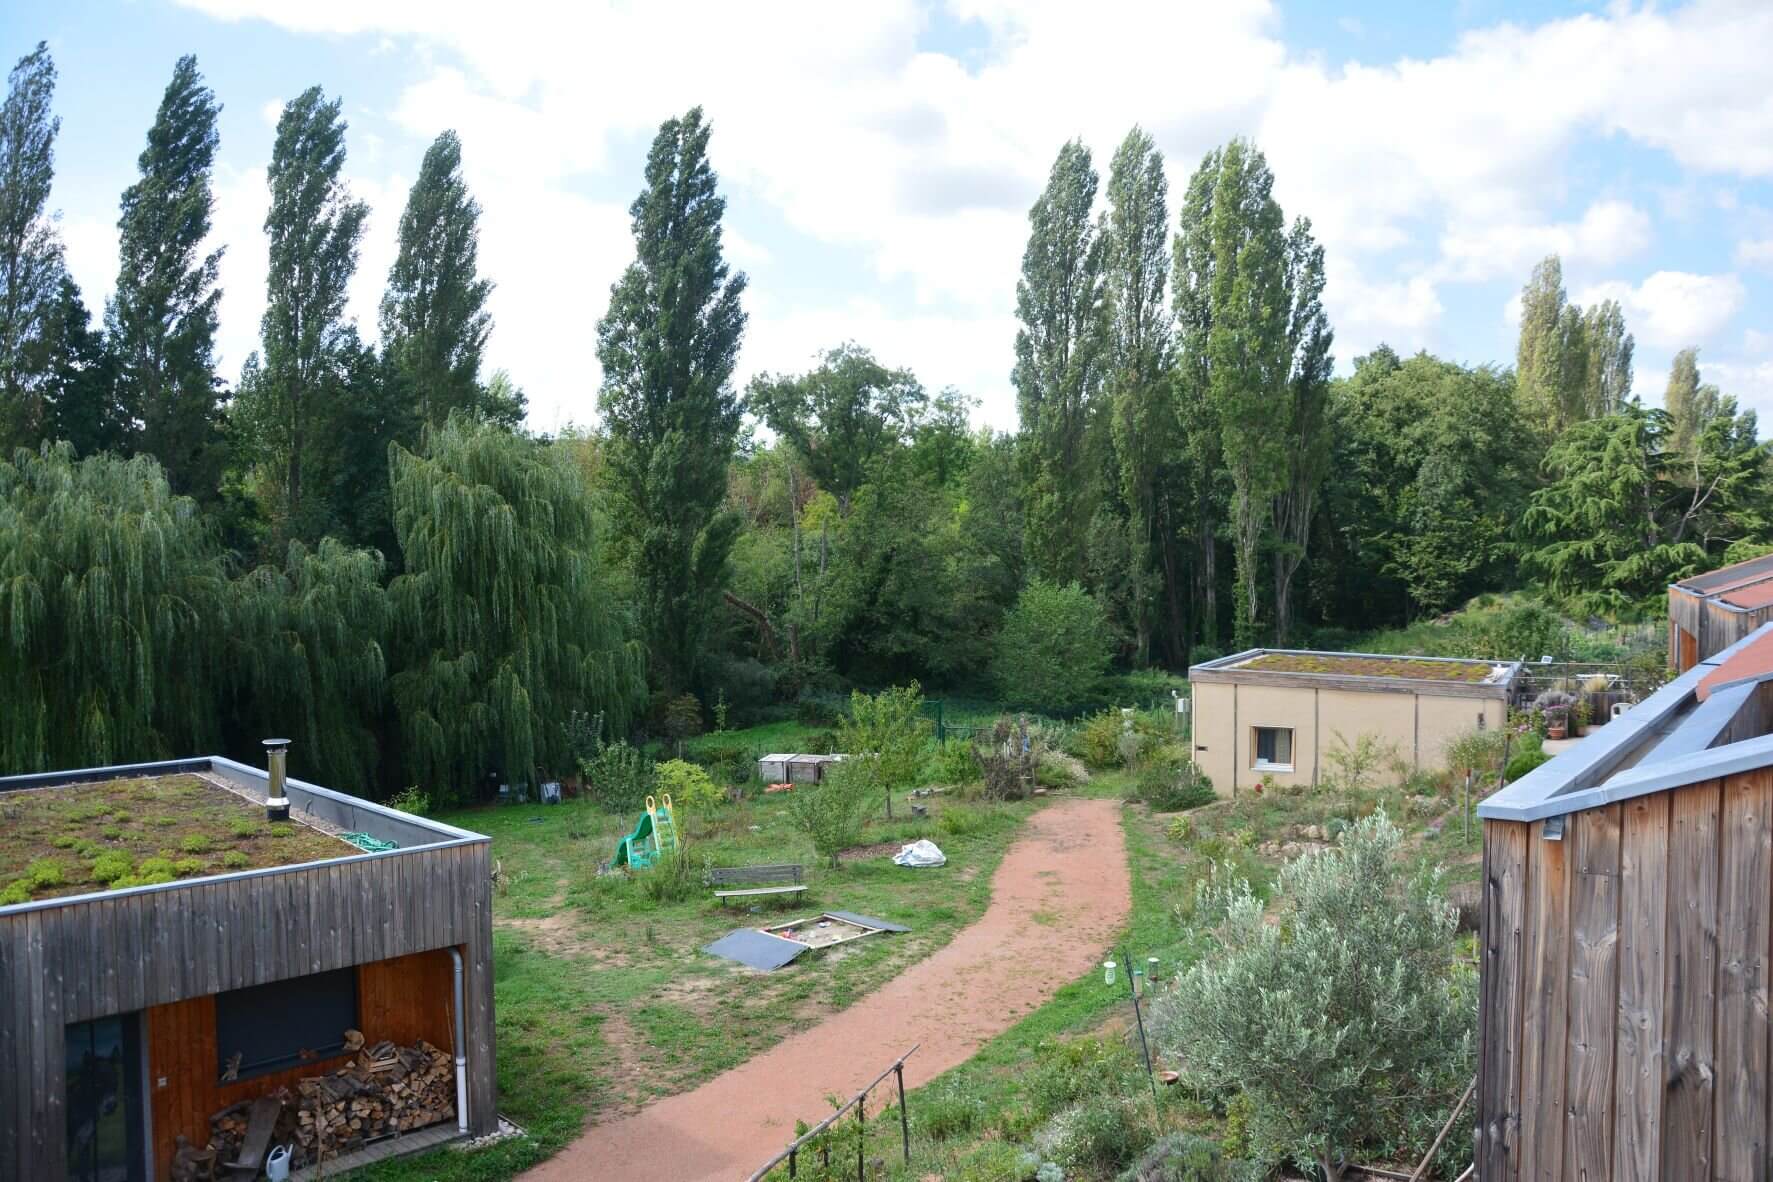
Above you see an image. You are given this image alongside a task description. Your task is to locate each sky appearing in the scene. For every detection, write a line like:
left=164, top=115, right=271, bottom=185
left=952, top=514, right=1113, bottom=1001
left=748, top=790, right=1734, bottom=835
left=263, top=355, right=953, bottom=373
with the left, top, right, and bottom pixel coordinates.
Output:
left=7, top=0, right=1773, bottom=433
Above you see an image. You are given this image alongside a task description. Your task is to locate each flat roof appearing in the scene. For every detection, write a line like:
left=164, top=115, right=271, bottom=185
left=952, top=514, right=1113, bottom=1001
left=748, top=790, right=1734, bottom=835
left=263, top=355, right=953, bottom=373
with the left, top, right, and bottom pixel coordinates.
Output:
left=0, top=772, right=353, bottom=903
left=1666, top=552, right=1773, bottom=595
left=1480, top=621, right=1773, bottom=822
left=0, top=755, right=486, bottom=913
left=1191, top=648, right=1519, bottom=690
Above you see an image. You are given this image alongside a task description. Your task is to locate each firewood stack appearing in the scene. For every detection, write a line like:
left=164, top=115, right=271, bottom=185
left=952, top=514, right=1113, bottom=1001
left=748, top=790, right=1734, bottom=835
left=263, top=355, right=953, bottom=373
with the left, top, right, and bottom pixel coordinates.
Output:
left=208, top=1040, right=455, bottom=1168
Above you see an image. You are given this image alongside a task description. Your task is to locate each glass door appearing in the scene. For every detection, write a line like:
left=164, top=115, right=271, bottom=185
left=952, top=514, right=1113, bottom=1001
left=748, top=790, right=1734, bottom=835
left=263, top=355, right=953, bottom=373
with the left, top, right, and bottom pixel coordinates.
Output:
left=64, top=1013, right=145, bottom=1182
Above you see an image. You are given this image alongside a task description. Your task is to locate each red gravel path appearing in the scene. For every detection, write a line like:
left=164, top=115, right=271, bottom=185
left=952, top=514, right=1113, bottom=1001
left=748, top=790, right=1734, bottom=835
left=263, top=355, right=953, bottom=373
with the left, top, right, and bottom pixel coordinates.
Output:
left=522, top=796, right=1131, bottom=1182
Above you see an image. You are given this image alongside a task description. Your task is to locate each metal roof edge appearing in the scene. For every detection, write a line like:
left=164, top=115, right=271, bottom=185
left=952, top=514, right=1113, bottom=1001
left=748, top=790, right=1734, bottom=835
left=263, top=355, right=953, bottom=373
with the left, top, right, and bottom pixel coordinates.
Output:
left=1479, top=622, right=1773, bottom=822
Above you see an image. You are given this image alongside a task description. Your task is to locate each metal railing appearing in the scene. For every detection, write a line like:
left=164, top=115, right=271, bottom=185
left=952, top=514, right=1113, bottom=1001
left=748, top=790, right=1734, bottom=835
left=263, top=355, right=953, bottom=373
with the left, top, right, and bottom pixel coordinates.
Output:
left=746, top=1044, right=920, bottom=1182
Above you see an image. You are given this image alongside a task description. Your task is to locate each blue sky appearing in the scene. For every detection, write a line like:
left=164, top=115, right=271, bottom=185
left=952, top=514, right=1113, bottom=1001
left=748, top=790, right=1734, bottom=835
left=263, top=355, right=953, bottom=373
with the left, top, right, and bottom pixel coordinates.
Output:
left=7, top=0, right=1772, bottom=431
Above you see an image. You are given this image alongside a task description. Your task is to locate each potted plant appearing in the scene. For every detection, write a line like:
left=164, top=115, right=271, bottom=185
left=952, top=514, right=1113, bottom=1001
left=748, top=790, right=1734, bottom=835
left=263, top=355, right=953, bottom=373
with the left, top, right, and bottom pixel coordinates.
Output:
left=1534, top=689, right=1575, bottom=740
left=1572, top=697, right=1593, bottom=736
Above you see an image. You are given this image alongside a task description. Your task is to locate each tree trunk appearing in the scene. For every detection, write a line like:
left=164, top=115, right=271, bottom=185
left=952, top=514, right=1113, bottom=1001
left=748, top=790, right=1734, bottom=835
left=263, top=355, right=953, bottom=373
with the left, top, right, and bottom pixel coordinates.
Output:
left=1321, top=1155, right=1344, bottom=1182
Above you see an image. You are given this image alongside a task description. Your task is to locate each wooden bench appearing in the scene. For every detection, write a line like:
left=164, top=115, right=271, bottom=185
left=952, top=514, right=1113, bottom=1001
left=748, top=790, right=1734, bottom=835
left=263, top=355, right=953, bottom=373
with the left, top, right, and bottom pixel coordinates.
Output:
left=709, top=863, right=807, bottom=906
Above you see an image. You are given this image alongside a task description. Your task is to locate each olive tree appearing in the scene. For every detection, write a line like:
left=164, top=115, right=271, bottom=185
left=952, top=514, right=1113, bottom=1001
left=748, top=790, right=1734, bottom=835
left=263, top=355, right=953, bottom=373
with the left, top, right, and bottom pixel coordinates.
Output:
left=1155, top=813, right=1475, bottom=1181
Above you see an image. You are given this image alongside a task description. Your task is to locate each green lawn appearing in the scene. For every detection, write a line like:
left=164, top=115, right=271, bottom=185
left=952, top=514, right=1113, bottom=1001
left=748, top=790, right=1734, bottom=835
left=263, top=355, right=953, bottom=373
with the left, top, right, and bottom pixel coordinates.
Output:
left=342, top=786, right=1036, bottom=1180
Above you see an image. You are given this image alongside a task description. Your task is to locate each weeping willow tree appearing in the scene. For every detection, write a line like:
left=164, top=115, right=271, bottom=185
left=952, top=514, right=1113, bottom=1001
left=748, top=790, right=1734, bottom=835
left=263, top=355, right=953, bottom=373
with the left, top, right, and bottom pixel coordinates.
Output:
left=0, top=443, right=228, bottom=769
left=388, top=418, right=646, bottom=794
left=229, top=538, right=388, bottom=790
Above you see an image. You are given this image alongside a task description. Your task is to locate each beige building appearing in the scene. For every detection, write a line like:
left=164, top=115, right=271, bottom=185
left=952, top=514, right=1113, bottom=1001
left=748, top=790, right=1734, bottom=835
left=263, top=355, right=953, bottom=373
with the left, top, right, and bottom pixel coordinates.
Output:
left=1188, top=649, right=1522, bottom=795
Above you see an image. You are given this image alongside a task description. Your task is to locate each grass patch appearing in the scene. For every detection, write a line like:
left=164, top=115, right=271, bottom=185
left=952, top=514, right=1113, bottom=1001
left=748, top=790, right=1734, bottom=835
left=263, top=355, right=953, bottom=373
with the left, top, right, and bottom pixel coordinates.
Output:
left=342, top=788, right=1035, bottom=1181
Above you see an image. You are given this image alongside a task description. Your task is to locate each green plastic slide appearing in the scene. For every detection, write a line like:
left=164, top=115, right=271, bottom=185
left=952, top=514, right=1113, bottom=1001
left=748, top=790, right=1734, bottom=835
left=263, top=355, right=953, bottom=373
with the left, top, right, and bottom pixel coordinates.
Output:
left=612, top=794, right=677, bottom=870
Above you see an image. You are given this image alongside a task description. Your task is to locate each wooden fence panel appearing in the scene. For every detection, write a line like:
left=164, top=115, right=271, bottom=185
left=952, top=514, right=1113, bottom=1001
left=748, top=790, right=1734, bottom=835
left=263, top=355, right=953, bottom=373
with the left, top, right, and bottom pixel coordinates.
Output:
left=1517, top=821, right=1571, bottom=1181
left=1479, top=821, right=1530, bottom=1181
left=1715, top=770, right=1772, bottom=1179
left=1563, top=804, right=1622, bottom=1179
left=1613, top=793, right=1670, bottom=1182
left=1662, top=780, right=1722, bottom=1178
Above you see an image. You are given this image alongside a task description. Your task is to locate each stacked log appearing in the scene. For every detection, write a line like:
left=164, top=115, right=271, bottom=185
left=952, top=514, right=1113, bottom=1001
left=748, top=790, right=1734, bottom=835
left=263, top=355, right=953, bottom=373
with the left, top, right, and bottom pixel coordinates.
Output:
left=208, top=1040, right=455, bottom=1168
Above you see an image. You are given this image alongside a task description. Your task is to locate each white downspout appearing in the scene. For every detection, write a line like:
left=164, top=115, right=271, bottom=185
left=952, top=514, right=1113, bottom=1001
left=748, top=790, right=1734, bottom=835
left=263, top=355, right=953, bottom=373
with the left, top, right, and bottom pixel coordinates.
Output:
left=447, top=947, right=469, bottom=1135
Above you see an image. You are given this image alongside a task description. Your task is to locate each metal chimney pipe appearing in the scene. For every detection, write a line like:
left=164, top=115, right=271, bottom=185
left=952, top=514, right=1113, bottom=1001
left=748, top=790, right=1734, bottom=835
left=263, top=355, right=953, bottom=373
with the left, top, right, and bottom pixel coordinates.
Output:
left=263, top=738, right=291, bottom=822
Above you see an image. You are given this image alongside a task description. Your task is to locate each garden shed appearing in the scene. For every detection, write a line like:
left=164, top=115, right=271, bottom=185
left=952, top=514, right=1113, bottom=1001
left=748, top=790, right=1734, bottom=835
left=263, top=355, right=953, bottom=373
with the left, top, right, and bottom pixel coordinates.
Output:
left=1188, top=649, right=1520, bottom=795
left=0, top=745, right=498, bottom=1182
left=1668, top=552, right=1773, bottom=672
left=1475, top=621, right=1773, bottom=1180
left=757, top=753, right=846, bottom=784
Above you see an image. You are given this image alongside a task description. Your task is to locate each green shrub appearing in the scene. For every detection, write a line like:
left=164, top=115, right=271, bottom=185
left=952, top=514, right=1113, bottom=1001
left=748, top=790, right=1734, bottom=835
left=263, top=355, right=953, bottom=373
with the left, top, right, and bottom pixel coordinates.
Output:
left=179, top=834, right=209, bottom=854
left=228, top=817, right=260, bottom=838
left=0, top=880, right=31, bottom=905
left=1076, top=710, right=1129, bottom=769
left=51, top=833, right=79, bottom=849
left=388, top=786, right=431, bottom=816
left=1505, top=747, right=1551, bottom=781
left=90, top=851, right=133, bottom=883
left=173, top=858, right=204, bottom=876
left=1165, top=816, right=1194, bottom=843
left=150, top=814, right=177, bottom=827
left=101, top=825, right=124, bottom=840
left=268, top=822, right=294, bottom=838
left=1038, top=1094, right=1148, bottom=1174
left=950, top=1143, right=1032, bottom=1182
left=917, top=1079, right=987, bottom=1141
left=993, top=579, right=1113, bottom=712
left=1036, top=753, right=1081, bottom=791
left=1134, top=759, right=1216, bottom=811
left=927, top=740, right=980, bottom=785
left=1028, top=1036, right=1136, bottom=1119
left=111, top=810, right=133, bottom=823
left=113, top=870, right=176, bottom=888
left=655, top=759, right=724, bottom=811
left=1117, top=1132, right=1237, bottom=1182
left=222, top=850, right=249, bottom=869
left=638, top=848, right=704, bottom=905
left=580, top=740, right=654, bottom=812
left=26, top=859, right=64, bottom=889
left=786, top=761, right=872, bottom=868
left=1155, top=813, right=1473, bottom=1182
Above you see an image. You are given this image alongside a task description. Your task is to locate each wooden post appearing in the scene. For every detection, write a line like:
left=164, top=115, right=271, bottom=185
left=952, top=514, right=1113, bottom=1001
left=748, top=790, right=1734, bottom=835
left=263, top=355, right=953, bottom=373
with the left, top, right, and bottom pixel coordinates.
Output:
left=856, top=1090, right=865, bottom=1181
left=895, top=1063, right=910, bottom=1164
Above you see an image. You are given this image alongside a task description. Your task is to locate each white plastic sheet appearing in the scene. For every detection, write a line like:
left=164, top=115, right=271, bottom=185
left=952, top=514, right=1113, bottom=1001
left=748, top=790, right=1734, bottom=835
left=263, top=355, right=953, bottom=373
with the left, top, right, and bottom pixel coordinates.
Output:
left=893, top=838, right=947, bottom=868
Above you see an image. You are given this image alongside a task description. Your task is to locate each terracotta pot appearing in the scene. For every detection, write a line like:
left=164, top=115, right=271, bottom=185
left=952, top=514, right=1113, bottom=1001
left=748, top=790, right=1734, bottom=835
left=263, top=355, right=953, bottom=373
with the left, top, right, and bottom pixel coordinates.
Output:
left=1547, top=721, right=1567, bottom=740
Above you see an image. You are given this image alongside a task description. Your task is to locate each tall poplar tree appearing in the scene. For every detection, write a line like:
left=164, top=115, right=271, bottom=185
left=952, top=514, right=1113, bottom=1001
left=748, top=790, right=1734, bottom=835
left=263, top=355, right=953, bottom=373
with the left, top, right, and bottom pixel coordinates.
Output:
left=1582, top=298, right=1633, bottom=417
left=380, top=129, right=495, bottom=429
left=1013, top=139, right=1107, bottom=587
left=249, top=86, right=368, bottom=537
left=1103, top=127, right=1175, bottom=665
left=597, top=107, right=746, bottom=693
left=110, top=55, right=225, bottom=496
left=1515, top=255, right=1589, bottom=431
left=0, top=42, right=64, bottom=448
left=1271, top=217, right=1333, bottom=644
left=1192, top=139, right=1292, bottom=648
left=1665, top=347, right=1720, bottom=456
left=1173, top=151, right=1224, bottom=647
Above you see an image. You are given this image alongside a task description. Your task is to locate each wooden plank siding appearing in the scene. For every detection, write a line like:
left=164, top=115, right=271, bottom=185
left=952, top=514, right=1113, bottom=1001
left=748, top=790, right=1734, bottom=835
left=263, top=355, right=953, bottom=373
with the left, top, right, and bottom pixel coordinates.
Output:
left=1479, top=771, right=1773, bottom=1181
left=0, top=840, right=496, bottom=1182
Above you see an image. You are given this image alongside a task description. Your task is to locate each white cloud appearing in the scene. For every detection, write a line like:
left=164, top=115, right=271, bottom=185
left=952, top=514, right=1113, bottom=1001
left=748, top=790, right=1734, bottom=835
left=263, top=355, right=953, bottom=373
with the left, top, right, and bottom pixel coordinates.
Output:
left=1437, top=199, right=1651, bottom=282
left=1738, top=237, right=1773, bottom=270
left=1707, top=359, right=1773, bottom=424
left=59, top=214, right=119, bottom=315
left=164, top=0, right=1773, bottom=425
left=1577, top=271, right=1747, bottom=350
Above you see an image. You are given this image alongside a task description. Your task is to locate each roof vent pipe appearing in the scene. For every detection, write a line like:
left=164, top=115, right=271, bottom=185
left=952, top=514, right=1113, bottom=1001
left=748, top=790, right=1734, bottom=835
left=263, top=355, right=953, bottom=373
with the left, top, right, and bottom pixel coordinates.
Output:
left=263, top=738, right=291, bottom=822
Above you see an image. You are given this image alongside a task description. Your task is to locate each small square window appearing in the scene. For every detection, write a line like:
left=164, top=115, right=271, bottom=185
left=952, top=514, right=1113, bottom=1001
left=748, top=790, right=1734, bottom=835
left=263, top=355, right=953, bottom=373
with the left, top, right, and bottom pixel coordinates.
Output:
left=1253, top=726, right=1294, bottom=771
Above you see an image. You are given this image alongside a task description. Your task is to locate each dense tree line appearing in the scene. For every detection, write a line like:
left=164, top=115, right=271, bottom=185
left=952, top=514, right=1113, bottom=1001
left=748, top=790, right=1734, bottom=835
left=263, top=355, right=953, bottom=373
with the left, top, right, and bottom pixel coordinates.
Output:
left=3, top=41, right=1770, bottom=793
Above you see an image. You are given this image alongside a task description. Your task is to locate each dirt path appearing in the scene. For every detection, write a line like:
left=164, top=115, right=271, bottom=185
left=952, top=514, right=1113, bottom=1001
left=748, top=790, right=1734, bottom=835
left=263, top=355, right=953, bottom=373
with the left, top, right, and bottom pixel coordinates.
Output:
left=521, top=796, right=1131, bottom=1182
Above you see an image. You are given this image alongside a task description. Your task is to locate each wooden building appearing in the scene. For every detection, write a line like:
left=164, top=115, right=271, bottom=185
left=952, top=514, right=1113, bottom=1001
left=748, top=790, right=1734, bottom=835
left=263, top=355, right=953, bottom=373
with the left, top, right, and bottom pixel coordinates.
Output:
left=1668, top=552, right=1773, bottom=672
left=0, top=749, right=497, bottom=1182
left=1189, top=649, right=1520, bottom=795
left=1474, top=622, right=1773, bottom=1180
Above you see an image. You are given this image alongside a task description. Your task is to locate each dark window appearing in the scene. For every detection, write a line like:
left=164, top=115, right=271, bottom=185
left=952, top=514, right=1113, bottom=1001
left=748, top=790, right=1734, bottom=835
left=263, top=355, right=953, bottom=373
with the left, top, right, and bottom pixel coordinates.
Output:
left=65, top=1013, right=145, bottom=1182
left=1253, top=726, right=1294, bottom=769
left=215, top=967, right=358, bottom=1082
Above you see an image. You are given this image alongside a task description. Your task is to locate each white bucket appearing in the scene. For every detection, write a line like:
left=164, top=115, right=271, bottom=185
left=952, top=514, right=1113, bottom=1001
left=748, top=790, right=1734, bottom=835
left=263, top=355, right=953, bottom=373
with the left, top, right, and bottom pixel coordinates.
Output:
left=265, top=1144, right=292, bottom=1181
